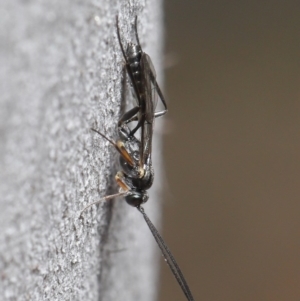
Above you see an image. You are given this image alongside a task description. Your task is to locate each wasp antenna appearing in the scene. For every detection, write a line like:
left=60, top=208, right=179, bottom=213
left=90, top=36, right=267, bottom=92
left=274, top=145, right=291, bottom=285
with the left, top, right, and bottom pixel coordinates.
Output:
left=80, top=191, right=127, bottom=216
left=137, top=206, right=195, bottom=301
left=91, top=128, right=117, bottom=148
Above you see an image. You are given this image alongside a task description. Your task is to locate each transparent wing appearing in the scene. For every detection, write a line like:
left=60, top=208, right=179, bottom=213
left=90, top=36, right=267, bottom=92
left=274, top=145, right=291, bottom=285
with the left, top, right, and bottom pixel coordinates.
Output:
left=139, top=53, right=157, bottom=165
left=141, top=53, right=158, bottom=118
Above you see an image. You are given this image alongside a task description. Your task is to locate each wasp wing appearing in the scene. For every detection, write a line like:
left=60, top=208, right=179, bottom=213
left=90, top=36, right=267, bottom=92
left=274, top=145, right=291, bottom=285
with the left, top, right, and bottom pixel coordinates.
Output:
left=139, top=52, right=157, bottom=167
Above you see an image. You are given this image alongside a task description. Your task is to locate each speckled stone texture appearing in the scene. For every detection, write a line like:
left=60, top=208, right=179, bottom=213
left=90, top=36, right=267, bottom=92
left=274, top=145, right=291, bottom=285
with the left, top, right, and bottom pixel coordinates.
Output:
left=0, top=1, right=164, bottom=300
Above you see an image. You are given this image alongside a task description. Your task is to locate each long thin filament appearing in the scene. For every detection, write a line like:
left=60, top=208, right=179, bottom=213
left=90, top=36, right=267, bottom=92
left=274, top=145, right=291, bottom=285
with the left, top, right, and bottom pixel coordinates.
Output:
left=80, top=191, right=127, bottom=216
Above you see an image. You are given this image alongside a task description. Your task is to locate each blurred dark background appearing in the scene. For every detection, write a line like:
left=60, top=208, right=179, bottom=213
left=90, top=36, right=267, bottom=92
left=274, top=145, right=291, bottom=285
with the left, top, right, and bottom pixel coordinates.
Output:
left=161, top=1, right=300, bottom=300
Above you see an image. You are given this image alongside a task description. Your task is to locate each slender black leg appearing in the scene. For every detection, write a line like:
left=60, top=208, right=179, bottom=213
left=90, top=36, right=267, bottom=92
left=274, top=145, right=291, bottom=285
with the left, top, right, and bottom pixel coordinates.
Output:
left=150, top=73, right=168, bottom=118
left=118, top=106, right=140, bottom=127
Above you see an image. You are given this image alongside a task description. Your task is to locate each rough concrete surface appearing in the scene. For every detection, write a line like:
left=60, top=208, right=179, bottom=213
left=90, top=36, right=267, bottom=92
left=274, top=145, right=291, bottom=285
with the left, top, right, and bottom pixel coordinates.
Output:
left=0, top=1, right=164, bottom=300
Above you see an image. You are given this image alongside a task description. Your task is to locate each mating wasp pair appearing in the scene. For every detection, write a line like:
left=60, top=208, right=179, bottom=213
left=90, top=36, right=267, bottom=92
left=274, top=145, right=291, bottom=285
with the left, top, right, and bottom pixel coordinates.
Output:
left=81, top=16, right=194, bottom=301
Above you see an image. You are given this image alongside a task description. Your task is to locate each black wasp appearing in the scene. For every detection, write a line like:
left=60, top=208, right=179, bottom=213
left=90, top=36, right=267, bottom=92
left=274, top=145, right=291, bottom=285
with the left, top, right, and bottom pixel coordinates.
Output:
left=81, top=16, right=195, bottom=301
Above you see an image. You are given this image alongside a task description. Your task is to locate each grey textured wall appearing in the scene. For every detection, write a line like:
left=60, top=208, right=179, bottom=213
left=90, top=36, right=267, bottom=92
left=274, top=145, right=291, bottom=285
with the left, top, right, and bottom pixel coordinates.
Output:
left=0, top=1, right=165, bottom=300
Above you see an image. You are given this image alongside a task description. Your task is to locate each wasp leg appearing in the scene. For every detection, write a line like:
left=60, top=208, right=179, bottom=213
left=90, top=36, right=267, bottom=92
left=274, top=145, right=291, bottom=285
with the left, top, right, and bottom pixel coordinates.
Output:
left=129, top=118, right=144, bottom=137
left=150, top=74, right=168, bottom=118
left=118, top=106, right=140, bottom=127
left=119, top=110, right=143, bottom=138
left=91, top=128, right=135, bottom=167
left=115, top=171, right=130, bottom=191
